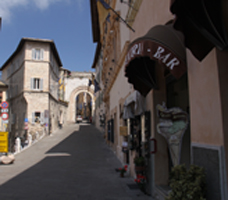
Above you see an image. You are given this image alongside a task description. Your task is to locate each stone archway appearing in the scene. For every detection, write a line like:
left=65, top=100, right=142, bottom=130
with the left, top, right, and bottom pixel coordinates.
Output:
left=67, top=86, right=95, bottom=123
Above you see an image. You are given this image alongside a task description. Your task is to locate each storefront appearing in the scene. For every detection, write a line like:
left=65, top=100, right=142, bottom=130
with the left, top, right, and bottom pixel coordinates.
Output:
left=122, top=90, right=152, bottom=194
left=124, top=1, right=228, bottom=198
left=170, top=1, right=228, bottom=199
left=124, top=22, right=191, bottom=197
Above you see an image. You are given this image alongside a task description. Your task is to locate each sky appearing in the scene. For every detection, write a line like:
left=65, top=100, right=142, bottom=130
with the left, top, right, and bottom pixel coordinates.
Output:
left=0, top=0, right=97, bottom=72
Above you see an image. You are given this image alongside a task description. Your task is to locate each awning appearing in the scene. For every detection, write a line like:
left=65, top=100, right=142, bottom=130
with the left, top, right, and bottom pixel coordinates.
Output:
left=170, top=0, right=228, bottom=61
left=125, top=24, right=187, bottom=96
left=123, top=90, right=145, bottom=119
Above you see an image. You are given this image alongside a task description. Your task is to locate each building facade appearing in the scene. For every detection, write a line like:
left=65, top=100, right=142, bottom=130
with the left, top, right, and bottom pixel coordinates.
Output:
left=91, top=0, right=228, bottom=199
left=0, top=38, right=68, bottom=151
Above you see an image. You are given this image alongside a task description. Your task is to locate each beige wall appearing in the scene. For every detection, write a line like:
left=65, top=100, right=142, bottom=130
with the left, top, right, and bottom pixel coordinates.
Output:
left=187, top=49, right=224, bottom=145
left=106, top=0, right=175, bottom=181
left=131, top=0, right=173, bottom=41
left=115, top=0, right=130, bottom=51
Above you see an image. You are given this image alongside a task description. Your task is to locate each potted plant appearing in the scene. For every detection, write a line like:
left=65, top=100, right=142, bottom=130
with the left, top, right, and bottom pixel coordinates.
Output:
left=116, top=165, right=128, bottom=177
left=135, top=174, right=147, bottom=193
left=166, top=164, right=206, bottom=200
left=134, top=156, right=145, bottom=174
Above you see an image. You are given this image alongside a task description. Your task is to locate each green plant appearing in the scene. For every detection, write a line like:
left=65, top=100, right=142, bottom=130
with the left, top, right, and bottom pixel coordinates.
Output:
left=166, top=164, right=206, bottom=200
left=134, top=156, right=145, bottom=166
left=135, top=174, right=146, bottom=192
left=116, top=165, right=128, bottom=177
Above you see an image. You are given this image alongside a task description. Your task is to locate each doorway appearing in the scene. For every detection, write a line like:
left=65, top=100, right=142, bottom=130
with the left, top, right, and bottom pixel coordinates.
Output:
left=166, top=73, right=191, bottom=169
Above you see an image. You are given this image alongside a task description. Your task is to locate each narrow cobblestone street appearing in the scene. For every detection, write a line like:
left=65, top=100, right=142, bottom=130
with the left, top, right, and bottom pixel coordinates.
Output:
left=0, top=123, right=152, bottom=200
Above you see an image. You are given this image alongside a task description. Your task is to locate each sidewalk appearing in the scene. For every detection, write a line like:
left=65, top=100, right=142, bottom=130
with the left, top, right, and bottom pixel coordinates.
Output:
left=0, top=123, right=153, bottom=200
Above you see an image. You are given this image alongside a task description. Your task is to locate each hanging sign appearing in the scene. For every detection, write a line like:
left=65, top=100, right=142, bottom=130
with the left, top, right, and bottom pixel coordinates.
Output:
left=119, top=126, right=128, bottom=136
left=156, top=103, right=188, bottom=166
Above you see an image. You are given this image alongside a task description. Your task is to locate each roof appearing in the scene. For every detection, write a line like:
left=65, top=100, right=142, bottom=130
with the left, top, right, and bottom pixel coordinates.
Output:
left=90, top=0, right=101, bottom=69
left=90, top=0, right=100, bottom=43
left=0, top=37, right=63, bottom=70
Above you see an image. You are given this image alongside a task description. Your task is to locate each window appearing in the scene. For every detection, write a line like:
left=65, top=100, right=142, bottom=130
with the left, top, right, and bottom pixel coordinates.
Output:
left=31, top=78, right=43, bottom=90
left=32, top=112, right=44, bottom=124
left=32, top=48, right=44, bottom=60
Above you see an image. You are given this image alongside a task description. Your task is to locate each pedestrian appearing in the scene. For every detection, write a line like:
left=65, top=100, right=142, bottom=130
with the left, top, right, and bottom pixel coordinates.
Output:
left=59, top=115, right=63, bottom=129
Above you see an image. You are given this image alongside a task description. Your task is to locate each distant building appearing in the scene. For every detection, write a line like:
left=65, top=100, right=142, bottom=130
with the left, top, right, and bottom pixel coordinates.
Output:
left=0, top=38, right=68, bottom=151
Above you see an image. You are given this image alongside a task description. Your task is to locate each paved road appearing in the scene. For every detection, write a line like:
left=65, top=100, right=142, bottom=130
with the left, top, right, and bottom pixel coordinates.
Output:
left=0, top=123, right=152, bottom=200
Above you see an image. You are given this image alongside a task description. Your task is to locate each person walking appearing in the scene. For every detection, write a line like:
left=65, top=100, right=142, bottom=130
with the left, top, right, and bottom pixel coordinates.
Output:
left=59, top=113, right=63, bottom=129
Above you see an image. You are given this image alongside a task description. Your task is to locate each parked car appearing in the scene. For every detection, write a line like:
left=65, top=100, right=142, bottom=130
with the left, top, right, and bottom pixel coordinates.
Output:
left=76, top=115, right=82, bottom=123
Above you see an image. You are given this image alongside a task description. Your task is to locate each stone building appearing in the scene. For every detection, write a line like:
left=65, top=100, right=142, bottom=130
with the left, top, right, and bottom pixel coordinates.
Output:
left=65, top=71, right=95, bottom=123
left=0, top=38, right=68, bottom=151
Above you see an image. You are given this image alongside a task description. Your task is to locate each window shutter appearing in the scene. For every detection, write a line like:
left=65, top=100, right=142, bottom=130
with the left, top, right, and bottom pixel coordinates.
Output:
left=32, top=49, right=35, bottom=60
left=31, top=78, right=34, bottom=90
left=40, top=78, right=43, bottom=90
left=32, top=112, right=35, bottom=124
left=40, top=112, right=44, bottom=124
left=40, top=49, right=44, bottom=60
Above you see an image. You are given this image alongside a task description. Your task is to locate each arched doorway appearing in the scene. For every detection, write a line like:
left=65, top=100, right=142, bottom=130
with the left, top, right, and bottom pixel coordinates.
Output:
left=75, top=92, right=92, bottom=122
left=67, top=86, right=95, bottom=123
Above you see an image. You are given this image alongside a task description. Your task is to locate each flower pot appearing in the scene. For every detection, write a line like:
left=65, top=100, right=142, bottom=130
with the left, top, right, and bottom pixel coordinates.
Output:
left=120, top=172, right=124, bottom=177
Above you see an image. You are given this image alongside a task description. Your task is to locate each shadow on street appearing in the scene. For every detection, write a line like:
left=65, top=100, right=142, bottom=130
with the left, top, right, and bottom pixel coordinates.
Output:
left=0, top=124, right=150, bottom=200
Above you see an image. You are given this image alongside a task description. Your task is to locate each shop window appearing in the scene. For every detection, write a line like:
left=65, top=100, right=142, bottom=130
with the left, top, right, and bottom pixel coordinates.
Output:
left=166, top=73, right=190, bottom=169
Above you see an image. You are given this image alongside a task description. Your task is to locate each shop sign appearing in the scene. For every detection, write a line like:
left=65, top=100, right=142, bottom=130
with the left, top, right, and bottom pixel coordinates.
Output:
left=125, top=40, right=187, bottom=79
left=156, top=103, right=188, bottom=166
left=119, top=126, right=128, bottom=136
left=0, top=132, right=8, bottom=153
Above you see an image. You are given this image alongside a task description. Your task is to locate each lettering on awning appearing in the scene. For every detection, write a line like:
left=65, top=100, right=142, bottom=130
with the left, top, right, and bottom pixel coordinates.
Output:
left=125, top=40, right=186, bottom=79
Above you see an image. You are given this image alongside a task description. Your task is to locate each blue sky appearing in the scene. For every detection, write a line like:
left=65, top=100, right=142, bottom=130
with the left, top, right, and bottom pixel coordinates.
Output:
left=0, top=0, right=96, bottom=72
